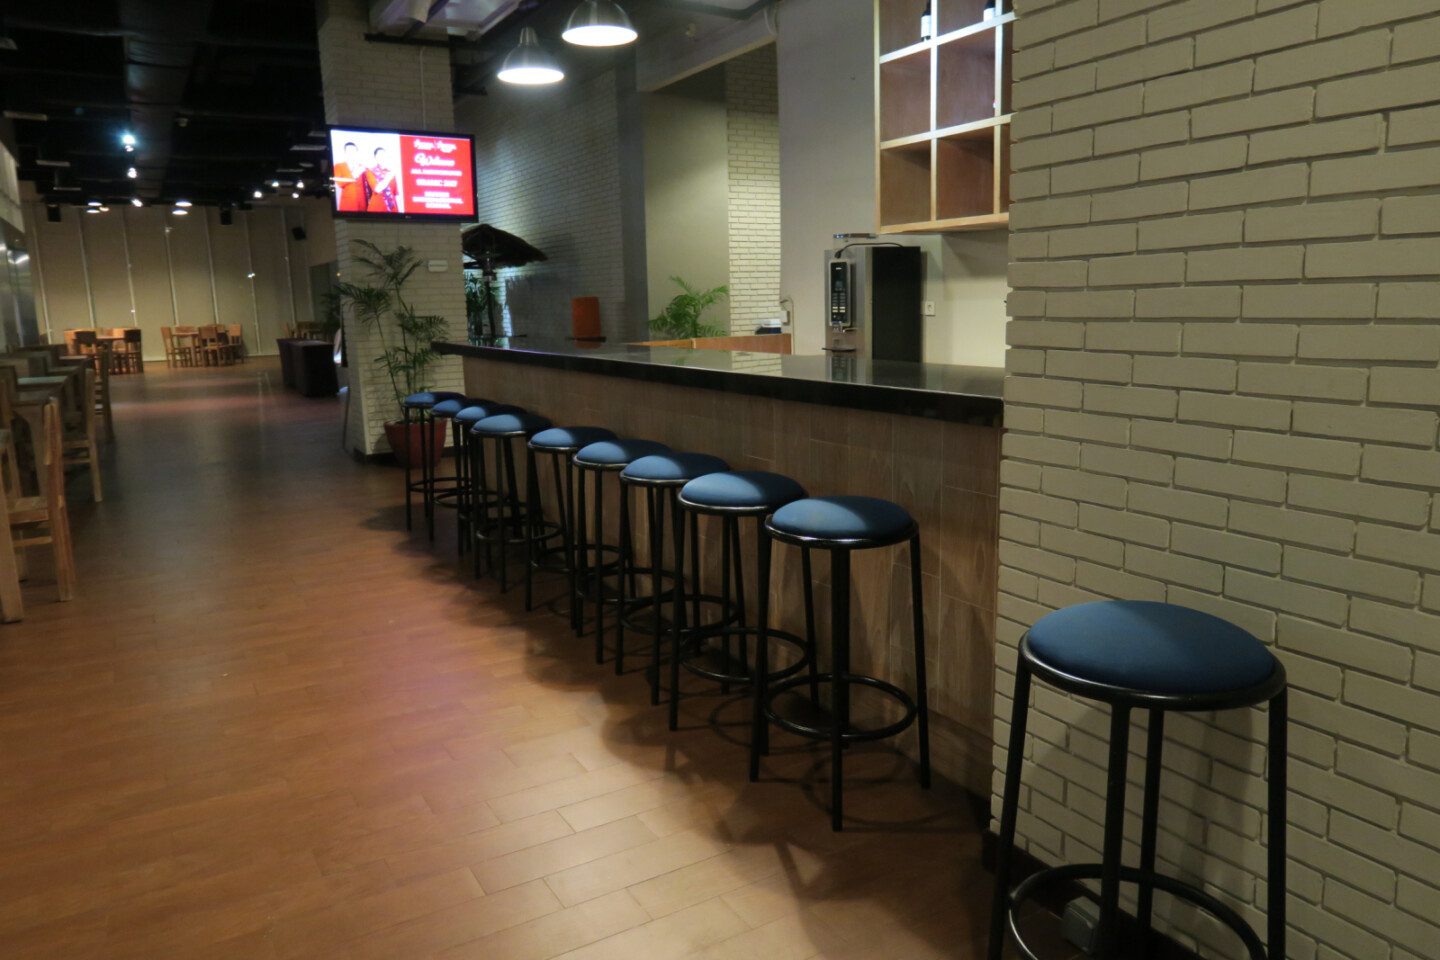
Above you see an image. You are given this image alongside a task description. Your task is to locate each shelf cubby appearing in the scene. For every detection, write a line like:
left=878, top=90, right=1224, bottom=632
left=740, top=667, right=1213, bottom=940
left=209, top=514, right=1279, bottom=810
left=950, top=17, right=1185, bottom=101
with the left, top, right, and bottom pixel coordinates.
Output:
left=879, top=142, right=934, bottom=228
left=880, top=49, right=933, bottom=142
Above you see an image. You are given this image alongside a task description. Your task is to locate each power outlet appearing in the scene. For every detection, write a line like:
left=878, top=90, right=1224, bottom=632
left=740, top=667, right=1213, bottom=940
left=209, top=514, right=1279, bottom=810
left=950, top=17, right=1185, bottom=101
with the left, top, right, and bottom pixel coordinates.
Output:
left=923, top=300, right=936, bottom=316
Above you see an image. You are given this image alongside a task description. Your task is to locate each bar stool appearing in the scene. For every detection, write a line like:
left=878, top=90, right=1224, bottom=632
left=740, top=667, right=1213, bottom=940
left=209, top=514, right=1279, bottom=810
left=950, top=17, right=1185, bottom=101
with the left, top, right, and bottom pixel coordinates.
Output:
left=573, top=438, right=672, bottom=667
left=400, top=390, right=464, bottom=536
left=673, top=471, right=815, bottom=736
left=431, top=396, right=493, bottom=548
left=989, top=600, right=1287, bottom=960
left=470, top=411, right=561, bottom=605
left=617, top=452, right=731, bottom=700
left=528, top=426, right=619, bottom=632
left=450, top=400, right=502, bottom=558
left=760, top=495, right=930, bottom=831
left=459, top=404, right=525, bottom=576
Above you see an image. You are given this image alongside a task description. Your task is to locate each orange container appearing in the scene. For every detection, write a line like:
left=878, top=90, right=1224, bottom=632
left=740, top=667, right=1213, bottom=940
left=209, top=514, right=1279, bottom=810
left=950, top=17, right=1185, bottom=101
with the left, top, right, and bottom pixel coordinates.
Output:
left=572, top=297, right=602, bottom=340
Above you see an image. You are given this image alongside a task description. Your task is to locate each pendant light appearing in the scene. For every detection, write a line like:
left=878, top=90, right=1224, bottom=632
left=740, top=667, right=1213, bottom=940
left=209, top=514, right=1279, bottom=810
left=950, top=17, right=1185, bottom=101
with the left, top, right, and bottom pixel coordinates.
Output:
left=498, top=27, right=565, bottom=85
left=562, top=0, right=637, bottom=47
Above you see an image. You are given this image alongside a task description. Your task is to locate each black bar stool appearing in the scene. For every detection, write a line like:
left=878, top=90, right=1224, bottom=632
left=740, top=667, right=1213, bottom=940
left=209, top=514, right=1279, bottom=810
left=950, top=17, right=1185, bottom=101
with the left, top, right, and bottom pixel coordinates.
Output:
left=572, top=438, right=672, bottom=667
left=400, top=390, right=464, bottom=535
left=989, top=600, right=1287, bottom=960
left=760, top=495, right=930, bottom=831
left=528, top=426, right=618, bottom=632
left=673, top=471, right=816, bottom=736
left=450, top=400, right=503, bottom=558
left=470, top=411, right=561, bottom=605
left=431, top=396, right=493, bottom=553
left=460, top=403, right=526, bottom=577
left=617, top=452, right=731, bottom=700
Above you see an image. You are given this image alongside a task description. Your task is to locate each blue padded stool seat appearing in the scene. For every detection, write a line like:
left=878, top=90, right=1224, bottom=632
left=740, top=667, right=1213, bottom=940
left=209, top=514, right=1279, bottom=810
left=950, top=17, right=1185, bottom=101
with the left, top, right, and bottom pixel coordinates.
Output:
left=680, top=470, right=807, bottom=512
left=770, top=495, right=915, bottom=545
left=456, top=402, right=520, bottom=427
left=575, top=438, right=672, bottom=468
left=531, top=426, right=617, bottom=453
left=622, top=453, right=730, bottom=485
left=473, top=412, right=553, bottom=437
left=1027, top=600, right=1277, bottom=696
left=403, top=390, right=465, bottom=409
left=431, top=397, right=488, bottom=419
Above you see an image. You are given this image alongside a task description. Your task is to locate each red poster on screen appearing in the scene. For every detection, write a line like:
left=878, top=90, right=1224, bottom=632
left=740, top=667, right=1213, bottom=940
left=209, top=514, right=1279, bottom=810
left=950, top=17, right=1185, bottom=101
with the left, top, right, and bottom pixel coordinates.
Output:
left=399, top=134, right=475, bottom=218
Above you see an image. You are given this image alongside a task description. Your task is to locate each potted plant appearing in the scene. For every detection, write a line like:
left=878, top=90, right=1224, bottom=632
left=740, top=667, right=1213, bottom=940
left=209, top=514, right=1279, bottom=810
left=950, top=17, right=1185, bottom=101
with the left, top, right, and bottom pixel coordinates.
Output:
left=337, top=240, right=449, bottom=468
left=648, top=276, right=728, bottom=339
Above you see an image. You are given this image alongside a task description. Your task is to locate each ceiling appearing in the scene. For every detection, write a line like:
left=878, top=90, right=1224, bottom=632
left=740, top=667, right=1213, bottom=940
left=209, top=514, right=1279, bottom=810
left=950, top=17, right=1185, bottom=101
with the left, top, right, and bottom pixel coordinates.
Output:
left=0, top=0, right=772, bottom=209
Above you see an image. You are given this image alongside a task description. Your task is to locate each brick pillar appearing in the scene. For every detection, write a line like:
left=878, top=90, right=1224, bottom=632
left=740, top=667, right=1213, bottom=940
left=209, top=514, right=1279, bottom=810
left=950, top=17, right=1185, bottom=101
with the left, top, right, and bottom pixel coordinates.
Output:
left=317, top=0, right=466, bottom=456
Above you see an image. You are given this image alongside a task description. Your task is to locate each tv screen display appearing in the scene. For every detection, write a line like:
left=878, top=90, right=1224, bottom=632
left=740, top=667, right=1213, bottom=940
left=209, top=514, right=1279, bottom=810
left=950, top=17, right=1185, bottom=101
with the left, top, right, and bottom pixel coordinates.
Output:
left=328, top=126, right=476, bottom=221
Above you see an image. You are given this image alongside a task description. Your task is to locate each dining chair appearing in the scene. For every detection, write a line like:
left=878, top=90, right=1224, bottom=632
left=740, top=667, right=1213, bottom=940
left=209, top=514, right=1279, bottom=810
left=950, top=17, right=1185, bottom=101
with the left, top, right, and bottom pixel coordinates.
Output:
left=227, top=324, right=246, bottom=363
left=93, top=348, right=113, bottom=443
left=62, top=366, right=102, bottom=503
left=72, top=329, right=98, bottom=355
left=172, top=326, right=198, bottom=367
left=7, top=400, right=75, bottom=603
left=119, top=328, right=143, bottom=373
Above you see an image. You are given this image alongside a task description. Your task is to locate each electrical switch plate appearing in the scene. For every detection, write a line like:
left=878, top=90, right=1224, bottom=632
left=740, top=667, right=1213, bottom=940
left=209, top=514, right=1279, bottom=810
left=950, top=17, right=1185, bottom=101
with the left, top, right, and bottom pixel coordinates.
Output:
left=923, top=301, right=936, bottom=316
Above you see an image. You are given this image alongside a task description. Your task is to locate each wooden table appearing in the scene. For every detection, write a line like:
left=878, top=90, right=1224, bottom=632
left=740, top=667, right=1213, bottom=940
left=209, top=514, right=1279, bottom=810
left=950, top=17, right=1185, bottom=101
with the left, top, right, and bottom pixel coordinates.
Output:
left=14, top=385, right=63, bottom=498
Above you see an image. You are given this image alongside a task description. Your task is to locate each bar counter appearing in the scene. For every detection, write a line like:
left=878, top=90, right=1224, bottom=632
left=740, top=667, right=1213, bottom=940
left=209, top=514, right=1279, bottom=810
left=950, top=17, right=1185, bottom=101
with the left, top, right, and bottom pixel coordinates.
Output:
left=436, top=338, right=1003, bottom=796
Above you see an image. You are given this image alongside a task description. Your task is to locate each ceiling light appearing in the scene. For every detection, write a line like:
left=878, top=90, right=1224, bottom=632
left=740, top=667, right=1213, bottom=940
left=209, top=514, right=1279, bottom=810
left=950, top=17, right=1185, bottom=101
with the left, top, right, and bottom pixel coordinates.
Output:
left=271, top=180, right=280, bottom=188
left=121, top=132, right=136, bottom=146
left=131, top=198, right=143, bottom=207
left=498, top=27, right=564, bottom=85
left=175, top=199, right=192, bottom=208
left=562, top=0, right=636, bottom=46
left=291, top=191, right=300, bottom=199
left=85, top=207, right=101, bottom=214
left=253, top=189, right=263, bottom=199
left=172, top=208, right=188, bottom=216
left=99, top=206, right=110, bottom=212
left=247, top=272, right=256, bottom=279
left=126, top=166, right=137, bottom=179
left=87, top=200, right=101, bottom=207
left=35, top=159, right=71, bottom=168
left=3, top=110, right=48, bottom=121
left=295, top=180, right=304, bottom=190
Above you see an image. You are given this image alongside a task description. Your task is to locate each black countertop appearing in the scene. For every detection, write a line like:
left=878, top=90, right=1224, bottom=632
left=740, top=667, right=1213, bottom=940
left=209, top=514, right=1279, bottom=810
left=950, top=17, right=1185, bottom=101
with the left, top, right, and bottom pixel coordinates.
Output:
left=435, top=338, right=1004, bottom=425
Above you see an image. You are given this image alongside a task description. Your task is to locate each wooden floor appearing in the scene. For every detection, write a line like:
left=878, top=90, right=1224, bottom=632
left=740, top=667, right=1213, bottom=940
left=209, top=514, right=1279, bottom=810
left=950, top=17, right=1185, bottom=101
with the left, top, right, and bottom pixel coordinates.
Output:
left=0, top=362, right=1056, bottom=960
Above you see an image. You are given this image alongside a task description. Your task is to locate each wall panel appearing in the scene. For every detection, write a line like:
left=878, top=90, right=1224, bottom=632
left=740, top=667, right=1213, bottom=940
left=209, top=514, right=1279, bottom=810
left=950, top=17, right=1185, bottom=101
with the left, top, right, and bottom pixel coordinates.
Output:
left=80, top=209, right=134, bottom=330
left=124, top=207, right=178, bottom=359
left=205, top=207, right=254, bottom=335
left=246, top=207, right=290, bottom=354
left=166, top=206, right=216, bottom=329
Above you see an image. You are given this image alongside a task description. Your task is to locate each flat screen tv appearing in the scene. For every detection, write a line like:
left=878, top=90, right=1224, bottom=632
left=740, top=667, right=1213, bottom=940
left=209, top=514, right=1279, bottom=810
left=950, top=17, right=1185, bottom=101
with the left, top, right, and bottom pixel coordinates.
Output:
left=328, top=125, right=476, bottom=221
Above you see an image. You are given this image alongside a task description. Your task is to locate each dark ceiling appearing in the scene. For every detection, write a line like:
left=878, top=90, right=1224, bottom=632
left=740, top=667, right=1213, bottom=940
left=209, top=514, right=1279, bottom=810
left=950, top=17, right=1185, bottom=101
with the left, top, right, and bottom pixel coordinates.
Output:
left=2, top=0, right=327, bottom=208
left=0, top=0, right=770, bottom=209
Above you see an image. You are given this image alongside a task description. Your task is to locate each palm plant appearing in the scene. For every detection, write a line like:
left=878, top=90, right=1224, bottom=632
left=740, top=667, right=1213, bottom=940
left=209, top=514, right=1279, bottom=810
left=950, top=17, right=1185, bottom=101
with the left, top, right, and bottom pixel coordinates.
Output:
left=336, top=239, right=448, bottom=421
left=649, top=276, right=728, bottom=338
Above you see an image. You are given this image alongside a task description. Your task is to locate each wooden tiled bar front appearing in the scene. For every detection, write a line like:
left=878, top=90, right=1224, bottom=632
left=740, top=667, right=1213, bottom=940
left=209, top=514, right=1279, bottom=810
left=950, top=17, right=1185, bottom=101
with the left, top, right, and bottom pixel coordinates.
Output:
left=440, top=341, right=1003, bottom=796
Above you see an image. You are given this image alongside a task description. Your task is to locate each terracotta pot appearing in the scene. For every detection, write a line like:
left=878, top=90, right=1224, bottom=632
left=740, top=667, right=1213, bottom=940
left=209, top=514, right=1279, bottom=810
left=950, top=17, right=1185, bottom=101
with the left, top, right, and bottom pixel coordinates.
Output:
left=384, top=419, right=447, bottom=469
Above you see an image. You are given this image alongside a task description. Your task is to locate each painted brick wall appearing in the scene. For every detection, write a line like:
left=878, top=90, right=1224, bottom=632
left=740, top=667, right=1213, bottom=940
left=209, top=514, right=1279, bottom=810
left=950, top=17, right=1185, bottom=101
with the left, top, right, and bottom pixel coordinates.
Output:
left=1001, top=2, right=1440, bottom=958
left=457, top=72, right=631, bottom=341
left=318, top=0, right=465, bottom=456
left=724, top=45, right=782, bottom=336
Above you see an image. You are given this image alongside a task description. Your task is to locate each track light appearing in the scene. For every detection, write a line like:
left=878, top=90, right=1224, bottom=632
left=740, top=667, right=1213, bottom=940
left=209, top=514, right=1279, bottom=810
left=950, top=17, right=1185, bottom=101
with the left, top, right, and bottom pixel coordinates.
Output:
left=131, top=198, right=143, bottom=207
left=563, top=0, right=636, bottom=46
left=498, top=27, right=564, bottom=85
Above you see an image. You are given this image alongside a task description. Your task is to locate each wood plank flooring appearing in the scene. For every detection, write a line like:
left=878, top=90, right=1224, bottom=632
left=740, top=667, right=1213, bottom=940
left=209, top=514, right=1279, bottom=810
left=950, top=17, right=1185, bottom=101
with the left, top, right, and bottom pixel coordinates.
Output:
left=0, top=362, right=1051, bottom=960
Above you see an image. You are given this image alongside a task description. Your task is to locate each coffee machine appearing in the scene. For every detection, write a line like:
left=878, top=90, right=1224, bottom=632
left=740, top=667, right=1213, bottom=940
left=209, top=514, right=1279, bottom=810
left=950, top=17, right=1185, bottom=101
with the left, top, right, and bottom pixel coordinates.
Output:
left=824, top=237, right=923, bottom=361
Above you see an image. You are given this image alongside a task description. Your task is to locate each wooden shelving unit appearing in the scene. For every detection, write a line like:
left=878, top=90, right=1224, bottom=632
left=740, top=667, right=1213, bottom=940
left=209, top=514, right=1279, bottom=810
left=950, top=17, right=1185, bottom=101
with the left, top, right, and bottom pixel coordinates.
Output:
left=875, top=0, right=1013, bottom=234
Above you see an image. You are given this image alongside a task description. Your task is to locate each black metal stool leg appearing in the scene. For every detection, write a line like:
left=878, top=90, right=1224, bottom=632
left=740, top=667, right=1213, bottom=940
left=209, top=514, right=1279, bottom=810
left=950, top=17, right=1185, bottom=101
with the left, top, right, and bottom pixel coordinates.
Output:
left=648, top=488, right=665, bottom=704
left=750, top=525, right=772, bottom=782
left=802, top=547, right=818, bottom=704
left=1268, top=688, right=1288, bottom=959
left=731, top=519, right=749, bottom=679
left=471, top=434, right=486, bottom=579
left=668, top=491, right=687, bottom=732
left=1096, top=703, right=1133, bottom=958
left=403, top=407, right=414, bottom=531
left=576, top=468, right=590, bottom=636
left=910, top=534, right=931, bottom=789
left=454, top=421, right=468, bottom=557
left=501, top=436, right=524, bottom=592
left=1137, top=708, right=1166, bottom=951
left=830, top=548, right=850, bottom=832
left=563, top=458, right=580, bottom=633
left=718, top=519, right=732, bottom=694
left=987, top=659, right=1032, bottom=960
left=524, top=447, right=542, bottom=611
left=616, top=481, right=631, bottom=674
left=593, top=471, right=606, bottom=665
left=422, top=410, right=436, bottom=541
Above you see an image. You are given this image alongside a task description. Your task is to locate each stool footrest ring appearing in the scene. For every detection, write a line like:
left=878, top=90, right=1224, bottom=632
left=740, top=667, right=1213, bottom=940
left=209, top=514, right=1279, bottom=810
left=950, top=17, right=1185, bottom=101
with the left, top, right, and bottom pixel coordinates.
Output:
left=619, top=591, right=736, bottom=637
left=680, top=628, right=813, bottom=685
left=764, top=674, right=917, bottom=744
left=1005, top=863, right=1267, bottom=960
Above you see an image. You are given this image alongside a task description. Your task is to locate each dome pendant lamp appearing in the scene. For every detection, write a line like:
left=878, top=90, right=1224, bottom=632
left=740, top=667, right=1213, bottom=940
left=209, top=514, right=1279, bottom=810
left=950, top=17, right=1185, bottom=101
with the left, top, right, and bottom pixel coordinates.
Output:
left=497, top=27, right=565, bottom=85
left=562, top=0, right=637, bottom=46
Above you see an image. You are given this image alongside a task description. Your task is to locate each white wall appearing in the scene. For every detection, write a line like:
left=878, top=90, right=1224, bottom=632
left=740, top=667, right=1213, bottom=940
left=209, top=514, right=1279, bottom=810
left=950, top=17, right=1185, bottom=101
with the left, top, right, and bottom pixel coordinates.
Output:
left=775, top=0, right=1008, bottom=366
left=725, top=44, right=782, bottom=336
left=23, top=200, right=324, bottom=360
left=642, top=70, right=732, bottom=332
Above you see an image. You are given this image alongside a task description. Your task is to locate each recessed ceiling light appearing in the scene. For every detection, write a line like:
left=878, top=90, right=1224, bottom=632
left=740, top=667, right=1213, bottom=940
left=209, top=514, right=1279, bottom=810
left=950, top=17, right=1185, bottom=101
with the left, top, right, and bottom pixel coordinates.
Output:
left=126, top=166, right=137, bottom=179
left=85, top=207, right=101, bottom=214
left=175, top=199, right=192, bottom=207
left=253, top=189, right=263, bottom=199
left=130, top=198, right=143, bottom=207
left=271, top=180, right=280, bottom=188
left=295, top=180, right=304, bottom=190
left=291, top=191, right=300, bottom=199
left=87, top=200, right=101, bottom=207
left=172, top=208, right=188, bottom=216
left=121, top=132, right=136, bottom=146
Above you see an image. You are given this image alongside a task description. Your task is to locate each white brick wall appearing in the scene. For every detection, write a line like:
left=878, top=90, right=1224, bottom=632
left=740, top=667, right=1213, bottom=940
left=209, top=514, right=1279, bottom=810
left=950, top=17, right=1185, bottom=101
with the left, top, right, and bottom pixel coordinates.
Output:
left=1002, top=2, right=1440, bottom=958
left=724, top=45, right=781, bottom=336
left=318, top=0, right=465, bottom=456
left=457, top=72, right=628, bottom=342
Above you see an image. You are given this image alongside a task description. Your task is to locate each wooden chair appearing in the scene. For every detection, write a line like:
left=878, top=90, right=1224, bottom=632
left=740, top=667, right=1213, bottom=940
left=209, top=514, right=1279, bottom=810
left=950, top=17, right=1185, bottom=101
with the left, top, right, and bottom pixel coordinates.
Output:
left=198, top=325, right=232, bottom=366
left=228, top=324, right=246, bottom=363
left=7, top=400, right=75, bottom=603
left=172, top=326, right=198, bottom=366
left=93, top=348, right=113, bottom=443
left=0, top=427, right=24, bottom=621
left=72, top=329, right=98, bottom=355
left=63, top=366, right=102, bottom=503
left=116, top=328, right=143, bottom=373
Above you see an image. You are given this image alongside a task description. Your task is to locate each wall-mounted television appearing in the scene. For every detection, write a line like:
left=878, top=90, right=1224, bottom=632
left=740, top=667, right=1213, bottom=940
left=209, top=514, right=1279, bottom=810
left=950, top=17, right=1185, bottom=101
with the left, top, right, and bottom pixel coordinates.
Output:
left=328, top=125, right=476, bottom=222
